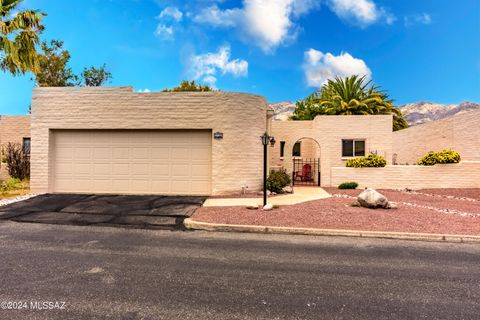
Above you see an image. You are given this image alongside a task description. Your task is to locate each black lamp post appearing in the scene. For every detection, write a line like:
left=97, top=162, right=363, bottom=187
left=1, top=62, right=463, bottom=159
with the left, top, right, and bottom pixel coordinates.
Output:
left=261, top=132, right=276, bottom=206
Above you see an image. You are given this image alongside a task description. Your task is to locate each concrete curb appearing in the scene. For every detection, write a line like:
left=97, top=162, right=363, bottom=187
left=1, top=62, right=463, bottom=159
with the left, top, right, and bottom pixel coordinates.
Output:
left=184, top=218, right=480, bottom=243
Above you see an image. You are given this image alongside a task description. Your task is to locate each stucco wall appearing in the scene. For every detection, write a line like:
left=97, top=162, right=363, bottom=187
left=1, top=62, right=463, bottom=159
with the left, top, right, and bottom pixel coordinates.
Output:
left=0, top=115, right=31, bottom=180
left=0, top=115, right=31, bottom=146
left=270, top=115, right=393, bottom=186
left=330, top=161, right=480, bottom=189
left=31, top=87, right=269, bottom=195
left=392, top=110, right=480, bottom=164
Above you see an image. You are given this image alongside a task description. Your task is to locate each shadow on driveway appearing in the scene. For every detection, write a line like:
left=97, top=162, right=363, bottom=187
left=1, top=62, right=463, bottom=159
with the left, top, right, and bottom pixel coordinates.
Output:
left=0, top=194, right=206, bottom=230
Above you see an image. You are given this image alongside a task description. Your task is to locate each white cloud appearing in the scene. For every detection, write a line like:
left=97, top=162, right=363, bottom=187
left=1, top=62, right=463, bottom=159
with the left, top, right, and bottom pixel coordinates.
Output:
left=158, top=6, right=183, bottom=22
left=303, top=49, right=372, bottom=87
left=154, top=24, right=174, bottom=40
left=404, top=13, right=432, bottom=27
left=327, top=0, right=394, bottom=26
left=137, top=88, right=151, bottom=93
left=154, top=6, right=183, bottom=40
left=189, top=46, right=248, bottom=85
left=193, top=5, right=241, bottom=27
left=193, top=0, right=319, bottom=53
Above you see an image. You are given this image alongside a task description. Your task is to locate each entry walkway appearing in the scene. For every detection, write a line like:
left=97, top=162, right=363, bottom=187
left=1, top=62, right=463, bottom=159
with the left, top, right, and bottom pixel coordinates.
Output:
left=202, top=187, right=331, bottom=207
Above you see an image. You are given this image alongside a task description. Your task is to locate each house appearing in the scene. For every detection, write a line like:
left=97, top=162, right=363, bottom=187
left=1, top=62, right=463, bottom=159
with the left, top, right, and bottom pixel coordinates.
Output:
left=0, top=115, right=31, bottom=180
left=25, top=87, right=480, bottom=195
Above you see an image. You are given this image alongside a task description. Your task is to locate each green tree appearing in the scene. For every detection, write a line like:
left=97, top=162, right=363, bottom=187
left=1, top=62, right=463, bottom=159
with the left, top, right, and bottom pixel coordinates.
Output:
left=0, top=0, right=45, bottom=75
left=81, top=64, right=112, bottom=86
left=34, top=40, right=79, bottom=86
left=292, top=75, right=409, bottom=131
left=162, top=80, right=213, bottom=92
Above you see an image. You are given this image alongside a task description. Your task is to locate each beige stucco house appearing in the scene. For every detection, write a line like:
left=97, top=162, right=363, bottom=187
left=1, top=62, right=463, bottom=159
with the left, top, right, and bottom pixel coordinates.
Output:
left=18, top=87, right=479, bottom=195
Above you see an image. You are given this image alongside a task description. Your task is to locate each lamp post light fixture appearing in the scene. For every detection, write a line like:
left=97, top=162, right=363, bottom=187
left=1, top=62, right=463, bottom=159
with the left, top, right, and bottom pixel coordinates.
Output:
left=261, top=132, right=276, bottom=206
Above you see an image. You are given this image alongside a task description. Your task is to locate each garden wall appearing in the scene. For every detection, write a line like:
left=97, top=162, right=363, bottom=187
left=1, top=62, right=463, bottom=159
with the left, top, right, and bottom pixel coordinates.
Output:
left=330, top=161, right=480, bottom=189
left=392, top=110, right=480, bottom=164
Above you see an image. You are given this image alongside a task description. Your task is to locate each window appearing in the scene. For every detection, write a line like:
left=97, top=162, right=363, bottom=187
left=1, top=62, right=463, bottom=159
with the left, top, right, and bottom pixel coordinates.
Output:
left=23, top=137, right=31, bottom=155
left=292, top=142, right=301, bottom=157
left=342, top=139, right=365, bottom=157
left=280, top=141, right=285, bottom=158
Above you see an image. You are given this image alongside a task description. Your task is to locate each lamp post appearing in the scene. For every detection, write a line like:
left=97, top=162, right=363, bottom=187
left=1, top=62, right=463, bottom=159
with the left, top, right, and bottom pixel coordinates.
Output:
left=261, top=132, right=276, bottom=206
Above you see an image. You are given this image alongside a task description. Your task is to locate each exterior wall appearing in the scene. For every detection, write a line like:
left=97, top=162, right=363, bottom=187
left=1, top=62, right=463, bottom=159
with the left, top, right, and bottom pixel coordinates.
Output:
left=270, top=115, right=393, bottom=186
left=330, top=161, right=480, bottom=189
left=0, top=115, right=31, bottom=180
left=392, top=110, right=480, bottom=164
left=31, top=87, right=269, bottom=195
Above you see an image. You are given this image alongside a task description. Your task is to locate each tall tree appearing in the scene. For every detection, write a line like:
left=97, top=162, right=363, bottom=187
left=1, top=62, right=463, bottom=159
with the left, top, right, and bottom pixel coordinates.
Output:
left=0, top=0, right=45, bottom=75
left=292, top=75, right=409, bottom=131
left=81, top=64, right=112, bottom=87
left=34, top=40, right=79, bottom=87
left=162, top=80, right=213, bottom=92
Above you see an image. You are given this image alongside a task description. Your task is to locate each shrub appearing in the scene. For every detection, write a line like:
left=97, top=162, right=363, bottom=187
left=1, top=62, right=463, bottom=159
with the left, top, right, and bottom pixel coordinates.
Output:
left=338, top=182, right=359, bottom=189
left=1, top=142, right=30, bottom=180
left=346, top=154, right=387, bottom=168
left=0, top=177, right=22, bottom=192
left=266, top=168, right=291, bottom=193
left=418, top=150, right=461, bottom=166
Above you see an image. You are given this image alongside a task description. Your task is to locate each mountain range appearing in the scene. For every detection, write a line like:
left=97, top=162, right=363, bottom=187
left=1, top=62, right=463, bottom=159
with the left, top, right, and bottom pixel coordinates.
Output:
left=269, top=101, right=480, bottom=126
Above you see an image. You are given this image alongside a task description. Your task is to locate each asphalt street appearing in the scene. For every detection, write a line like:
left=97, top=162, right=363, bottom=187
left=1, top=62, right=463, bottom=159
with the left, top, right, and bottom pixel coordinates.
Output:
left=0, top=221, right=479, bottom=320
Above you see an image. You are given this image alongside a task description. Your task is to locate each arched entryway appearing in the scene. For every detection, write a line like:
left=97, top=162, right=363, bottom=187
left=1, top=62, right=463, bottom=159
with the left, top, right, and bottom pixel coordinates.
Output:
left=291, top=137, right=321, bottom=186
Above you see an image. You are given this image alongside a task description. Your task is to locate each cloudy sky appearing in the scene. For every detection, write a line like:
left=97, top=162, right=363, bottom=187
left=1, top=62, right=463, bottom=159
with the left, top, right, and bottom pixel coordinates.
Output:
left=1, top=0, right=479, bottom=114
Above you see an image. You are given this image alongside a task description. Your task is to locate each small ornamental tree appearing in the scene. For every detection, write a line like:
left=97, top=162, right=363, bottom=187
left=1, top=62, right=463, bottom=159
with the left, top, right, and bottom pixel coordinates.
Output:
left=162, top=80, right=214, bottom=92
left=2, top=142, right=30, bottom=180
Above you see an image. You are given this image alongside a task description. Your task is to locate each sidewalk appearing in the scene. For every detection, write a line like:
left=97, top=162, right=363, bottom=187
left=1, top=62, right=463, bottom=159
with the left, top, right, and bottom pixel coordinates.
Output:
left=203, top=187, right=331, bottom=207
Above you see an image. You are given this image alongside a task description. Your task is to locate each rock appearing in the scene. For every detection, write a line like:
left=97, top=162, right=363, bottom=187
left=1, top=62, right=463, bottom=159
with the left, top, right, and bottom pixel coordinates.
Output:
left=263, top=204, right=274, bottom=211
left=282, top=186, right=293, bottom=194
left=385, top=201, right=398, bottom=209
left=351, top=200, right=361, bottom=207
left=357, top=188, right=389, bottom=209
left=246, top=205, right=259, bottom=210
left=271, top=192, right=277, bottom=195
left=258, top=191, right=272, bottom=196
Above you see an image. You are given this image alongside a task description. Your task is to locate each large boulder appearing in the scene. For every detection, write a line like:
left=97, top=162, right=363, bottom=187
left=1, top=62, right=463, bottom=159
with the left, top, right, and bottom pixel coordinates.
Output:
left=357, top=188, right=389, bottom=209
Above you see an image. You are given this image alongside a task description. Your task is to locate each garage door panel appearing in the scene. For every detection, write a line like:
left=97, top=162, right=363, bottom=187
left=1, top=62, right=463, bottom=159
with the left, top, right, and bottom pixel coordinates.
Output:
left=53, top=130, right=211, bottom=195
left=151, top=147, right=170, bottom=159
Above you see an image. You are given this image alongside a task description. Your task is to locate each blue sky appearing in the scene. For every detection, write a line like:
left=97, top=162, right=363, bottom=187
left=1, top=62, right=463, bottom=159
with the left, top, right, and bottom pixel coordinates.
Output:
left=1, top=0, right=479, bottom=115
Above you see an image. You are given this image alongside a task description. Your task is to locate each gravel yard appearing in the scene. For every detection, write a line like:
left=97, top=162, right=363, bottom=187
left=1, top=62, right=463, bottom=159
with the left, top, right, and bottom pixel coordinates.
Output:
left=193, top=188, right=480, bottom=236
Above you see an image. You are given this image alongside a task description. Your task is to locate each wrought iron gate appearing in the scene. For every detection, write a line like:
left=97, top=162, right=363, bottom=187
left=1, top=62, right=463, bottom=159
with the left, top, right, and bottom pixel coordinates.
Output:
left=292, top=158, right=320, bottom=186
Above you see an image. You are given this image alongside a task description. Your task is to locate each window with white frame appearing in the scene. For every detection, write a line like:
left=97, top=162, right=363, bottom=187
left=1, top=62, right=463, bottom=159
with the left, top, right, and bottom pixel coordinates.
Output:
left=342, top=139, right=365, bottom=157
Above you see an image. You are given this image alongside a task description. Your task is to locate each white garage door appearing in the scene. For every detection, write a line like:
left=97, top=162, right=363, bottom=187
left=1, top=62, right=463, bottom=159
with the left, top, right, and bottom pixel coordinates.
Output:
left=52, top=130, right=212, bottom=195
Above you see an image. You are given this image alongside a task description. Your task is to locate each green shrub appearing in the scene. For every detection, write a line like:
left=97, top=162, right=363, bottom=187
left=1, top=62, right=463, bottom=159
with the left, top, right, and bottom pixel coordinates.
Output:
left=266, top=168, right=291, bottom=193
left=1, top=142, right=30, bottom=180
left=418, top=150, right=461, bottom=166
left=346, top=154, right=387, bottom=168
left=338, top=182, right=359, bottom=189
left=0, top=178, right=22, bottom=192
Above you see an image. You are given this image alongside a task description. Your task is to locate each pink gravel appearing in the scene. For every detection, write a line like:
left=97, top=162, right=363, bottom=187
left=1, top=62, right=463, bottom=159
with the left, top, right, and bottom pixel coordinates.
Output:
left=193, top=188, right=480, bottom=236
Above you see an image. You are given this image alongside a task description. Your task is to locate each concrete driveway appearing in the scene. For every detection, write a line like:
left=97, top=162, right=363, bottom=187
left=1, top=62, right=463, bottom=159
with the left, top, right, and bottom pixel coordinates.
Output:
left=0, top=194, right=206, bottom=229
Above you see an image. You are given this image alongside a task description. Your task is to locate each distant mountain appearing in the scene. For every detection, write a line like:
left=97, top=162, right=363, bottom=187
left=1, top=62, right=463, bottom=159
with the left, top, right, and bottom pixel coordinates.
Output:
left=399, top=101, right=480, bottom=126
left=270, top=101, right=296, bottom=121
left=270, top=101, right=480, bottom=126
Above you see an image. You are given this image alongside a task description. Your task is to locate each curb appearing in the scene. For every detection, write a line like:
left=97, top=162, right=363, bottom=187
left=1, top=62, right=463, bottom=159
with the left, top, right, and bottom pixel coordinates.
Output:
left=184, top=218, right=480, bottom=243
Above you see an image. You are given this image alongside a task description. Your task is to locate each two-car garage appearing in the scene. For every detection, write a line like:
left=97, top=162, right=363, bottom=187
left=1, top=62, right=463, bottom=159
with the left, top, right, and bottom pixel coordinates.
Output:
left=52, top=130, right=212, bottom=195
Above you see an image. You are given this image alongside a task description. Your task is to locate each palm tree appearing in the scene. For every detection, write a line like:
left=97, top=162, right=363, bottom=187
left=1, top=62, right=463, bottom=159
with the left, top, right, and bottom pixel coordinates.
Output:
left=292, top=75, right=409, bottom=131
left=0, top=0, right=45, bottom=75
